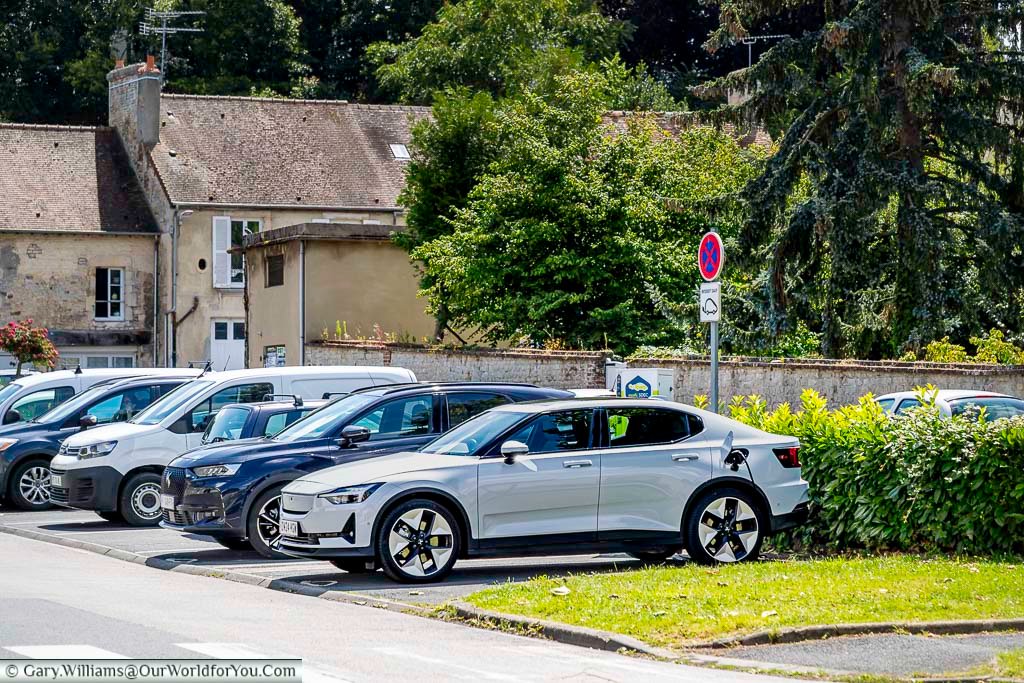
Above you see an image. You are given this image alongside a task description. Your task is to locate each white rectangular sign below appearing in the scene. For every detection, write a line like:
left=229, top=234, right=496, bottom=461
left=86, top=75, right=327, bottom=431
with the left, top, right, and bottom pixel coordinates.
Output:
left=700, top=282, right=721, bottom=323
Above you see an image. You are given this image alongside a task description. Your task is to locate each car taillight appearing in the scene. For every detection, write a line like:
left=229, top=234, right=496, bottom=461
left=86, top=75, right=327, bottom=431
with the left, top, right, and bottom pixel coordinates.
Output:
left=773, top=446, right=801, bottom=468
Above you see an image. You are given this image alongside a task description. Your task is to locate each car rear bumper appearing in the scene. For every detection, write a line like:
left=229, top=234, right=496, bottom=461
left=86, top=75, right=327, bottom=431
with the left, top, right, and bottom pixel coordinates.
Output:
left=770, top=502, right=810, bottom=534
left=49, top=465, right=121, bottom=512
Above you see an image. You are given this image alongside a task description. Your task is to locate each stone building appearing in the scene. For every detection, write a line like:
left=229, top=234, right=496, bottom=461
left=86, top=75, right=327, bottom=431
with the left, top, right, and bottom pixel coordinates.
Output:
left=0, top=124, right=159, bottom=369
left=104, top=58, right=430, bottom=369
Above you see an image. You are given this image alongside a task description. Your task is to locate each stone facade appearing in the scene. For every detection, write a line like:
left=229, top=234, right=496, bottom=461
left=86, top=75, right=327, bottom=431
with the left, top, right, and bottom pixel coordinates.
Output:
left=305, top=341, right=1024, bottom=407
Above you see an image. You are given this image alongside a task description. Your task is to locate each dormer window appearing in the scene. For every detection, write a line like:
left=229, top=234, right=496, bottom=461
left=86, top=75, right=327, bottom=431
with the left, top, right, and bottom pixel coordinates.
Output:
left=389, top=143, right=410, bottom=160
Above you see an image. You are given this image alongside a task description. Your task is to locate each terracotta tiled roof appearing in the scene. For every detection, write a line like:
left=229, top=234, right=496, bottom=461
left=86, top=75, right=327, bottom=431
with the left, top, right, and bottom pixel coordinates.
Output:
left=152, top=94, right=431, bottom=207
left=0, top=124, right=157, bottom=233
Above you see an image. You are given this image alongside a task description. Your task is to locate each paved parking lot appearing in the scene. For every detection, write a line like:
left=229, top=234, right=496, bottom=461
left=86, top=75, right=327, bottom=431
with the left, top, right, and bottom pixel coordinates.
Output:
left=0, top=506, right=654, bottom=605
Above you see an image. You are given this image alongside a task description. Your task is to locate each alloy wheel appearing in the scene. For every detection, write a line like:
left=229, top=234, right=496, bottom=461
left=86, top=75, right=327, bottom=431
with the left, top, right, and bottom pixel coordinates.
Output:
left=697, top=496, right=759, bottom=562
left=131, top=482, right=163, bottom=521
left=19, top=466, right=51, bottom=506
left=256, top=495, right=281, bottom=550
left=388, top=508, right=454, bottom=578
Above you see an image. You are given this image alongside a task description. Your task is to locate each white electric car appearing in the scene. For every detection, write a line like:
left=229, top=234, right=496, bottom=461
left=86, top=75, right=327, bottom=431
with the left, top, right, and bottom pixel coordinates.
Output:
left=278, top=398, right=809, bottom=583
left=50, top=366, right=416, bottom=526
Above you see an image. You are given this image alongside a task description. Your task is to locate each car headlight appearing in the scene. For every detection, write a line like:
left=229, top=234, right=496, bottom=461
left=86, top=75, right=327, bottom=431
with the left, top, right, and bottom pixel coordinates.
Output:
left=318, top=483, right=382, bottom=505
left=0, top=438, right=17, bottom=452
left=72, top=441, right=118, bottom=460
left=191, top=463, right=241, bottom=478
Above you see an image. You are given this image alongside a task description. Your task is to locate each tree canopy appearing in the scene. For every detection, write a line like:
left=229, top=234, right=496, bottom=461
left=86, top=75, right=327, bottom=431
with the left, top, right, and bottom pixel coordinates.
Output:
left=700, top=0, right=1024, bottom=357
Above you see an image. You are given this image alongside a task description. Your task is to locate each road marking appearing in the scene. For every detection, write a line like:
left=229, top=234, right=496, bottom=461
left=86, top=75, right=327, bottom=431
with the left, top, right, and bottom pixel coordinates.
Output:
left=135, top=548, right=211, bottom=555
left=5, top=645, right=129, bottom=659
left=51, top=528, right=149, bottom=535
left=1, top=518, right=100, bottom=526
left=374, top=647, right=520, bottom=681
left=175, top=644, right=352, bottom=683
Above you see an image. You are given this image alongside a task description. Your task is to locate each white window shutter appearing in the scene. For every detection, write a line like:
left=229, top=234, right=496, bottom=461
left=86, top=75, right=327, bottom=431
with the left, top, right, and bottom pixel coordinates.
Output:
left=212, top=216, right=231, bottom=288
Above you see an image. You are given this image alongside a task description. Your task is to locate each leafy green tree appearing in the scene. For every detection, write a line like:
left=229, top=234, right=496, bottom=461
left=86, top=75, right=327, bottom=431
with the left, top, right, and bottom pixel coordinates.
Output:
left=411, top=73, right=762, bottom=351
left=366, top=0, right=626, bottom=104
left=700, top=0, right=1024, bottom=357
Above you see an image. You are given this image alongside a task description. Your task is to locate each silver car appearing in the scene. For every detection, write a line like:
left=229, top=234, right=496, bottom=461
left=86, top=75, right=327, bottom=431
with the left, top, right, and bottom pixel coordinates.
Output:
left=278, top=399, right=809, bottom=583
left=876, top=390, right=1024, bottom=420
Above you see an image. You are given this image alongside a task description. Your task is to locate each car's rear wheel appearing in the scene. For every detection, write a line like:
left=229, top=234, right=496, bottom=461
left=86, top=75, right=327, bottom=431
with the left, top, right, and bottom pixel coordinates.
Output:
left=119, top=473, right=164, bottom=527
left=9, top=459, right=53, bottom=511
left=377, top=499, right=460, bottom=584
left=684, top=487, right=764, bottom=565
left=330, top=558, right=377, bottom=574
left=96, top=510, right=123, bottom=524
left=215, top=537, right=252, bottom=552
left=246, top=488, right=289, bottom=559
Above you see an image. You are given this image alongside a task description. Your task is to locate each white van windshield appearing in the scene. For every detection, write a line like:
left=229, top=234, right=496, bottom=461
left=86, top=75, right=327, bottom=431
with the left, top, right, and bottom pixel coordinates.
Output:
left=131, top=380, right=214, bottom=425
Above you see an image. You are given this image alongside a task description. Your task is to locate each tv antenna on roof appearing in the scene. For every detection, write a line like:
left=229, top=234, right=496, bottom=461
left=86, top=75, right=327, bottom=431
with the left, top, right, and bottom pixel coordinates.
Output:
left=139, top=8, right=205, bottom=76
left=740, top=34, right=789, bottom=68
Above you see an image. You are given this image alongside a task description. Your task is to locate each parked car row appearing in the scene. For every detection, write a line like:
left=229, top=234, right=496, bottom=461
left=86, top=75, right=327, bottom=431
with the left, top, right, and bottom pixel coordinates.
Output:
left=2, top=364, right=818, bottom=583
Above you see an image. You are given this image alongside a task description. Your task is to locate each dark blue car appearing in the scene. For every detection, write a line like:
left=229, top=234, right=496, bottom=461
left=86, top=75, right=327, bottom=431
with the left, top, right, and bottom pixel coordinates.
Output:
left=0, top=375, right=192, bottom=511
left=160, top=383, right=572, bottom=557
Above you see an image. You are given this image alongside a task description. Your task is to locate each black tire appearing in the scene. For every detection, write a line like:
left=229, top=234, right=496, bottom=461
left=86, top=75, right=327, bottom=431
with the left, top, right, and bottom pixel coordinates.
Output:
left=330, top=558, right=377, bottom=573
left=246, top=488, right=289, bottom=560
left=118, top=472, right=164, bottom=527
left=684, top=487, right=765, bottom=565
left=377, top=499, right=461, bottom=584
left=8, top=459, right=54, bottom=511
left=96, top=510, right=124, bottom=524
left=215, top=537, right=252, bottom=552
left=627, top=548, right=682, bottom=564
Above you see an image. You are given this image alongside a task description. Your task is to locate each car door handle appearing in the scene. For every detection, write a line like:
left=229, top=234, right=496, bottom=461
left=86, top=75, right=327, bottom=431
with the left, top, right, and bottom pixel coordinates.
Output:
left=563, top=460, right=593, bottom=468
left=671, top=453, right=700, bottom=462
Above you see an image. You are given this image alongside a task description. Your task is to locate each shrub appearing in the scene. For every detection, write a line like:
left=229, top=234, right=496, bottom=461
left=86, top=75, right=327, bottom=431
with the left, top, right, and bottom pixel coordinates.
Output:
left=922, top=337, right=968, bottom=363
left=729, top=390, right=1024, bottom=555
left=0, top=319, right=58, bottom=376
left=971, top=329, right=1024, bottom=365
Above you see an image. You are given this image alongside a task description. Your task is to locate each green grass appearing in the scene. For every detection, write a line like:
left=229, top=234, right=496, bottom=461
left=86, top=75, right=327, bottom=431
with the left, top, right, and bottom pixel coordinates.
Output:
left=465, top=556, right=1024, bottom=649
left=994, top=648, right=1024, bottom=679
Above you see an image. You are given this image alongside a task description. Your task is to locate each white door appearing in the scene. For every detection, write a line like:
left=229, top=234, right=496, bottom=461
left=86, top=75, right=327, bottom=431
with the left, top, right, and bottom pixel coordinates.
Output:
left=211, top=320, right=246, bottom=371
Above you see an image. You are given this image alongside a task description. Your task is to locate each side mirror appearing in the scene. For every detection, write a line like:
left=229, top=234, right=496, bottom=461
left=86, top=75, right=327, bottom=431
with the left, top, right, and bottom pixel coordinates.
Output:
left=79, top=414, right=98, bottom=430
left=3, top=409, right=22, bottom=425
left=500, top=440, right=529, bottom=464
left=337, top=425, right=371, bottom=448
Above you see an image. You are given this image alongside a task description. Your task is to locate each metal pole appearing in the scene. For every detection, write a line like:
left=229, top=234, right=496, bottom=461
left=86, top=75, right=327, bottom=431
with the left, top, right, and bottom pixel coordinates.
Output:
left=710, top=320, right=720, bottom=413
left=160, top=16, right=168, bottom=72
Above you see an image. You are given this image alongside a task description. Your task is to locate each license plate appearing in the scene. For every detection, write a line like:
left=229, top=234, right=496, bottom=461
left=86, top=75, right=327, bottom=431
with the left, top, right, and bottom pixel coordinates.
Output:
left=50, top=474, right=63, bottom=487
left=280, top=519, right=299, bottom=537
left=161, top=494, right=176, bottom=510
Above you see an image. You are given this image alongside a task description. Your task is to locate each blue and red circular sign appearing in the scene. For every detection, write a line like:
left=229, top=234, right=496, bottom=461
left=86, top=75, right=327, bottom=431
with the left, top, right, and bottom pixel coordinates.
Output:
left=698, top=231, right=725, bottom=281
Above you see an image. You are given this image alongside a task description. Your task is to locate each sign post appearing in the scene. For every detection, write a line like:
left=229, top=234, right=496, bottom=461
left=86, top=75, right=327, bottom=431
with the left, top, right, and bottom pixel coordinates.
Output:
left=698, top=232, right=725, bottom=412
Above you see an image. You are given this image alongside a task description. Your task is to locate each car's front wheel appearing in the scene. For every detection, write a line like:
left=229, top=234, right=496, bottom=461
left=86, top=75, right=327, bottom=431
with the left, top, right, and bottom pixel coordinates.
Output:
left=246, top=488, right=289, bottom=559
left=377, top=499, right=460, bottom=583
left=119, top=472, right=164, bottom=527
left=684, top=487, right=765, bottom=565
left=9, top=459, right=54, bottom=511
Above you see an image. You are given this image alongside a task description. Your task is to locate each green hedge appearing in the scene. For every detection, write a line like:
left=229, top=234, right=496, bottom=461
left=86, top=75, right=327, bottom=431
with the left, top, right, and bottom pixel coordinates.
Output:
left=728, top=390, right=1024, bottom=555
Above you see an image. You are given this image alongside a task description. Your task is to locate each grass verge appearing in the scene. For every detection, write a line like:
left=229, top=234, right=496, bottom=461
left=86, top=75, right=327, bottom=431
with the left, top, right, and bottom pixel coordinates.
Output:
left=465, top=555, right=1024, bottom=649
left=993, top=647, right=1024, bottom=679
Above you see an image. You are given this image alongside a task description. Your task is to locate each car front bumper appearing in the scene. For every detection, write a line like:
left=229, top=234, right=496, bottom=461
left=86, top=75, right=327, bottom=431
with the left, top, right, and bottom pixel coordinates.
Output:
left=158, top=466, right=242, bottom=539
left=49, top=464, right=121, bottom=512
left=277, top=488, right=385, bottom=559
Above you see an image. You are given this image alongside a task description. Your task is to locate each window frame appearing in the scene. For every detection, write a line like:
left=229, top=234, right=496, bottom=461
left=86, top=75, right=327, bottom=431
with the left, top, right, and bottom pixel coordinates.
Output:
left=599, top=406, right=704, bottom=449
left=443, top=391, right=513, bottom=430
left=94, top=267, right=125, bottom=321
left=348, top=394, right=440, bottom=442
left=212, top=216, right=261, bottom=289
left=482, top=408, right=599, bottom=457
left=265, top=253, right=284, bottom=288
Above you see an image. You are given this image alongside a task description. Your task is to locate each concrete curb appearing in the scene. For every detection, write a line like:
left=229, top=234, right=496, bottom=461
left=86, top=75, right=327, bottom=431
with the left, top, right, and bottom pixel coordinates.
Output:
left=0, top=523, right=432, bottom=617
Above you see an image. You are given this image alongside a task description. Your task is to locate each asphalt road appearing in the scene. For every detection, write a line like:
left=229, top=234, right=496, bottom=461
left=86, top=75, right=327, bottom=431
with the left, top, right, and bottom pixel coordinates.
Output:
left=0, top=507, right=664, bottom=605
left=0, top=533, right=793, bottom=683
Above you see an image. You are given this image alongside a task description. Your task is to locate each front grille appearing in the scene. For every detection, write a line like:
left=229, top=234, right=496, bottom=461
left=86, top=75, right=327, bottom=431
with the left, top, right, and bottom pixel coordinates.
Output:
left=50, top=467, right=66, bottom=476
left=162, top=467, right=187, bottom=498
left=50, top=487, right=69, bottom=504
left=163, top=509, right=188, bottom=526
left=281, top=493, right=314, bottom=514
left=71, top=478, right=94, bottom=505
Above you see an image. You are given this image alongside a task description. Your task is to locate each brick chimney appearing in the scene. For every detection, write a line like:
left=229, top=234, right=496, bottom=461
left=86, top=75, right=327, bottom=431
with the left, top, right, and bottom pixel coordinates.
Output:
left=107, top=56, right=162, bottom=153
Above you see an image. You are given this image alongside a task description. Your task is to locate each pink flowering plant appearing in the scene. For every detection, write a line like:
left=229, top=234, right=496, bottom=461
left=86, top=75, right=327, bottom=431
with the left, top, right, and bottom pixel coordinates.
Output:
left=0, top=319, right=59, bottom=376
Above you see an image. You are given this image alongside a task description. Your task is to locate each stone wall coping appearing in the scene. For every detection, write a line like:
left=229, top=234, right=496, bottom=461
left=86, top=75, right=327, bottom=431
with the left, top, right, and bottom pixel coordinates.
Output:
left=632, top=355, right=1024, bottom=374
left=309, top=340, right=612, bottom=361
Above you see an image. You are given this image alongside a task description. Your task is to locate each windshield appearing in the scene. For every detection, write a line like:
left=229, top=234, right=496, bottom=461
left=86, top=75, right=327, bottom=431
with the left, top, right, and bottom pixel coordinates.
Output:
left=131, top=380, right=214, bottom=425
left=951, top=397, right=1024, bottom=420
left=202, top=406, right=251, bottom=444
left=273, top=393, right=379, bottom=443
left=35, top=384, right=110, bottom=423
left=0, top=383, right=22, bottom=406
left=420, top=410, right=528, bottom=456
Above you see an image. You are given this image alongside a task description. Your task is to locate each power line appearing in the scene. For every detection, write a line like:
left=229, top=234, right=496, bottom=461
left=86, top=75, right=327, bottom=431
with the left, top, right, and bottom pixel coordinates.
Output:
left=139, top=8, right=205, bottom=76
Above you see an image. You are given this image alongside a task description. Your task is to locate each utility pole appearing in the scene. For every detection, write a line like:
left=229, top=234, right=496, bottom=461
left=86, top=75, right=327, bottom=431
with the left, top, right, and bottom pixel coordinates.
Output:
left=139, top=8, right=205, bottom=77
left=740, top=34, right=789, bottom=68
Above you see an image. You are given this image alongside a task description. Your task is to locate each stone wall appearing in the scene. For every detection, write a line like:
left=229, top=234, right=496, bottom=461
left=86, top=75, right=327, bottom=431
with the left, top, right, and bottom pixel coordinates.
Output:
left=306, top=341, right=1024, bottom=407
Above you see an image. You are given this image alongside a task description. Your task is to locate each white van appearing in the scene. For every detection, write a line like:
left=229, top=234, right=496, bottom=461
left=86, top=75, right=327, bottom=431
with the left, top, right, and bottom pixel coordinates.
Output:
left=50, top=366, right=415, bottom=526
left=0, top=368, right=202, bottom=425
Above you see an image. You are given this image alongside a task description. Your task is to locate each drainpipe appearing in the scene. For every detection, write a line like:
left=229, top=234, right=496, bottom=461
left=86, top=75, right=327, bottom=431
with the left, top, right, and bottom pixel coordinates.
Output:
left=170, top=208, right=194, bottom=367
left=298, top=240, right=306, bottom=365
left=152, top=236, right=160, bottom=367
